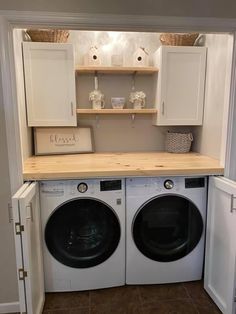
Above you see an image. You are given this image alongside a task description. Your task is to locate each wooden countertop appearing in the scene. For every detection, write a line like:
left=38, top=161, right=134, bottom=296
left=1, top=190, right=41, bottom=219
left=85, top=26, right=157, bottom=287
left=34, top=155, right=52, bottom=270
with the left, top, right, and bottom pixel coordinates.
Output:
left=23, top=152, right=224, bottom=180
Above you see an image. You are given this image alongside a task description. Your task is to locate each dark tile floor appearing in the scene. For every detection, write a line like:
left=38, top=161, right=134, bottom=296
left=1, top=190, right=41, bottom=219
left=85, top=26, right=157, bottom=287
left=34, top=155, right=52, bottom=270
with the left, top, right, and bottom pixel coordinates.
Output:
left=43, top=281, right=222, bottom=314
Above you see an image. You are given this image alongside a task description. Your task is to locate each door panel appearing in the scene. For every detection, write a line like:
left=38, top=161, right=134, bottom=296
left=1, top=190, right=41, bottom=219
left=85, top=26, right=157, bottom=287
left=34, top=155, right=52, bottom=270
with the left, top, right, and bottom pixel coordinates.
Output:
left=12, top=183, right=30, bottom=314
left=204, top=176, right=236, bottom=314
left=12, top=182, right=44, bottom=314
left=23, top=42, right=76, bottom=127
left=154, top=46, right=206, bottom=126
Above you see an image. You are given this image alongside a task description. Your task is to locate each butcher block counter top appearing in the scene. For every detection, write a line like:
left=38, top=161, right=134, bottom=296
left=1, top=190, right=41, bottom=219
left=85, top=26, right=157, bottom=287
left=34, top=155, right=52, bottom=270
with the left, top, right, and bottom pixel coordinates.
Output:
left=23, top=152, right=224, bottom=180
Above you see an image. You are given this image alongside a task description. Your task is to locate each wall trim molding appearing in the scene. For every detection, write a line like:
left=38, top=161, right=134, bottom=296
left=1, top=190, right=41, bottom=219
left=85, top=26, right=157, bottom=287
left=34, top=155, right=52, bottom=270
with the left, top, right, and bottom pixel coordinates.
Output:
left=1, top=10, right=236, bottom=32
left=0, top=301, right=20, bottom=313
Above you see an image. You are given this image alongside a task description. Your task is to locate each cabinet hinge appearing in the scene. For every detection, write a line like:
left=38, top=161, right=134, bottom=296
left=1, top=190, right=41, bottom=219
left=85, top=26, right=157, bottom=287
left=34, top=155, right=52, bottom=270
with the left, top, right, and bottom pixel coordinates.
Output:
left=15, top=222, right=24, bottom=235
left=18, top=268, right=27, bottom=280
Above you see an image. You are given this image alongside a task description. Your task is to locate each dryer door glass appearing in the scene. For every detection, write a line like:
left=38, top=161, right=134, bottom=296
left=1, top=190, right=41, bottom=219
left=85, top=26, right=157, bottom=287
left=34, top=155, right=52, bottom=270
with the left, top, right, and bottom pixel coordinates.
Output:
left=45, top=198, right=121, bottom=268
left=133, top=195, right=203, bottom=262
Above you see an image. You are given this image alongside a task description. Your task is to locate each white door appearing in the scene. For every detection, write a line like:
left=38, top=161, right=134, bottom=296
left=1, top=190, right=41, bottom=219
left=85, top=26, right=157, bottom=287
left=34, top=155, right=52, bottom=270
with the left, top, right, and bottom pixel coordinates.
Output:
left=12, top=182, right=44, bottom=314
left=204, top=176, right=236, bottom=314
left=154, top=46, right=206, bottom=126
left=23, top=42, right=76, bottom=127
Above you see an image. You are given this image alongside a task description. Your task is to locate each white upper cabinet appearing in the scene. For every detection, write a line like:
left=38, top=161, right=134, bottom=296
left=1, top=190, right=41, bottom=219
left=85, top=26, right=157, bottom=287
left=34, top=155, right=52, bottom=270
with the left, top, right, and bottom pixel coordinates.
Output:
left=154, top=46, right=207, bottom=126
left=23, top=42, right=77, bottom=127
left=204, top=177, right=236, bottom=314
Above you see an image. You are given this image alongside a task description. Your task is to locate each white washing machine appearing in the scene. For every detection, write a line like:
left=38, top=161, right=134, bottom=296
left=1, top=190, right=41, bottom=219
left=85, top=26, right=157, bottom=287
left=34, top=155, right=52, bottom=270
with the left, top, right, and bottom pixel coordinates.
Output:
left=126, top=176, right=207, bottom=284
left=40, top=178, right=125, bottom=292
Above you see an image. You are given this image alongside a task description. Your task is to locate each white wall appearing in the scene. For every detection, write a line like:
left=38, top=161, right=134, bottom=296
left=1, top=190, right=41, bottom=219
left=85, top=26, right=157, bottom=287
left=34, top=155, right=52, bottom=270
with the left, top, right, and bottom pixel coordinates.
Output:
left=1, top=0, right=236, bottom=18
left=70, top=31, right=161, bottom=67
left=193, top=34, right=233, bottom=160
left=0, top=65, right=18, bottom=304
left=71, top=30, right=193, bottom=152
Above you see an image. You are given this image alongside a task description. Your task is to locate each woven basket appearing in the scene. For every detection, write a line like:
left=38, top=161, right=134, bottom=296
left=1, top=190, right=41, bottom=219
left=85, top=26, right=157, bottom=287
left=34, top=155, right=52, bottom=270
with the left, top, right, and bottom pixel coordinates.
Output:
left=165, top=132, right=193, bottom=153
left=26, top=29, right=70, bottom=43
left=160, top=33, right=199, bottom=46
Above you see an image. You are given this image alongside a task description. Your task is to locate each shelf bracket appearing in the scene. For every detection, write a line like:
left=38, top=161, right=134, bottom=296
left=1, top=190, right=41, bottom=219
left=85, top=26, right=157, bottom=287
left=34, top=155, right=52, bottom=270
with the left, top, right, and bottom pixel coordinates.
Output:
left=132, top=71, right=137, bottom=91
left=131, top=113, right=136, bottom=127
left=95, top=114, right=100, bottom=128
left=94, top=71, right=98, bottom=90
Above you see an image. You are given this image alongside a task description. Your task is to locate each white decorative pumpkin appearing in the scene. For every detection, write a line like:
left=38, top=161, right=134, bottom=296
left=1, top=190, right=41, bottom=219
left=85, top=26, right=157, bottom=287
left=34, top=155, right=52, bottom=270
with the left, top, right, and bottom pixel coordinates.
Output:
left=133, top=47, right=149, bottom=67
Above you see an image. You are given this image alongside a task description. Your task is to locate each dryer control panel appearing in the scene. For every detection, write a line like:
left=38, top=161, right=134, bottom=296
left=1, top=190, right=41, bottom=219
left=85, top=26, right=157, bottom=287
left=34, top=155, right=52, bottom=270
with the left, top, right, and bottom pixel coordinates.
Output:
left=100, top=180, right=122, bottom=191
left=185, top=178, right=205, bottom=188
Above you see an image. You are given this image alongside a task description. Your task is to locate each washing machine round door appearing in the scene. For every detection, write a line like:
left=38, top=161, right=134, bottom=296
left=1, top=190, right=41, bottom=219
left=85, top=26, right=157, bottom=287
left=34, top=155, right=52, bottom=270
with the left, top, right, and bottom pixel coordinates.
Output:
left=45, top=198, right=121, bottom=268
left=132, top=195, right=203, bottom=262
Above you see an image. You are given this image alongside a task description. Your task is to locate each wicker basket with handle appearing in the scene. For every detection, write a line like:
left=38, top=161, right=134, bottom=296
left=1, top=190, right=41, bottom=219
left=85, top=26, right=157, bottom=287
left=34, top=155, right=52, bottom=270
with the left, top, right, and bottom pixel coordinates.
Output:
left=160, top=33, right=199, bottom=46
left=165, top=132, right=193, bottom=153
left=26, top=29, right=70, bottom=43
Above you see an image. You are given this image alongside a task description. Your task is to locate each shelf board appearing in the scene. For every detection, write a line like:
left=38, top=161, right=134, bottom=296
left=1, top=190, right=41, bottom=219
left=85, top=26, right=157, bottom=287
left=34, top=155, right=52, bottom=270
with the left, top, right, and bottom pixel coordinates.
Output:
left=76, top=108, right=157, bottom=114
left=75, top=66, right=158, bottom=74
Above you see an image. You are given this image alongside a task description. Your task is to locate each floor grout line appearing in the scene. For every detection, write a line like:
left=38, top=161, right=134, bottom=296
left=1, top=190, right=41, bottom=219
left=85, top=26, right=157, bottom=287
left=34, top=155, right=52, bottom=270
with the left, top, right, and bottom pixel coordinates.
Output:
left=181, top=283, right=200, bottom=314
left=181, top=283, right=192, bottom=299
left=89, top=290, right=91, bottom=314
left=136, top=285, right=145, bottom=314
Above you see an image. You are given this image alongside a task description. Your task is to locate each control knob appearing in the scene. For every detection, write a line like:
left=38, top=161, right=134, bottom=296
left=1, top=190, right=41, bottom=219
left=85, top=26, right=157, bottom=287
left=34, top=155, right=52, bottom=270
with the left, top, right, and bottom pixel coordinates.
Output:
left=77, top=183, right=88, bottom=193
left=164, top=180, right=174, bottom=189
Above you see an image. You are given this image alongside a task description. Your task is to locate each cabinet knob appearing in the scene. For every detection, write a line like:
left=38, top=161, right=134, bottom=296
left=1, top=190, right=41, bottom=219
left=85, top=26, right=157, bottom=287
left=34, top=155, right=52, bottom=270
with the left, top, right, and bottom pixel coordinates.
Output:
left=71, top=102, right=74, bottom=116
left=162, top=101, right=165, bottom=115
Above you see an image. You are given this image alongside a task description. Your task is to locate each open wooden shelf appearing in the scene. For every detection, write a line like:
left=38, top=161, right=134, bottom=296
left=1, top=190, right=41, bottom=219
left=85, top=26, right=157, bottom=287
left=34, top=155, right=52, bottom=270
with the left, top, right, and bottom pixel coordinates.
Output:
left=75, top=66, right=158, bottom=75
left=76, top=108, right=157, bottom=114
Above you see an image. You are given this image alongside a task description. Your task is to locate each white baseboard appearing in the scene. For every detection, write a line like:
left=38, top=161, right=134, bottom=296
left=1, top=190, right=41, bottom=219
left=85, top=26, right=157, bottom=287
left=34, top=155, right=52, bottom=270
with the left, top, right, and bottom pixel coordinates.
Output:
left=0, top=301, right=20, bottom=313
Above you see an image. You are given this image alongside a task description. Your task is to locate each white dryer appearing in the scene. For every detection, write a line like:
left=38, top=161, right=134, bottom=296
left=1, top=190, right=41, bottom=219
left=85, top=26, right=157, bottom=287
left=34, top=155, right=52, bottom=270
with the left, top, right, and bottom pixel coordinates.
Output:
left=126, top=176, right=207, bottom=284
left=40, top=178, right=125, bottom=292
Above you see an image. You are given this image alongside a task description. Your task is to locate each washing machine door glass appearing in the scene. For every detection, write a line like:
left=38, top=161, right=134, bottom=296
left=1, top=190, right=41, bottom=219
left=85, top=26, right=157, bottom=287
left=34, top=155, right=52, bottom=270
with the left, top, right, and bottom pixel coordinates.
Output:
left=45, top=198, right=121, bottom=268
left=133, top=195, right=203, bottom=262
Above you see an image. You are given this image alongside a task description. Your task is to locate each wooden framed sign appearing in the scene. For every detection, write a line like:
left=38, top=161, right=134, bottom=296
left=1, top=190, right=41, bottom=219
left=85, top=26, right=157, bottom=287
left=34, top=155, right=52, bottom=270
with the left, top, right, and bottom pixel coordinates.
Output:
left=34, top=127, right=94, bottom=155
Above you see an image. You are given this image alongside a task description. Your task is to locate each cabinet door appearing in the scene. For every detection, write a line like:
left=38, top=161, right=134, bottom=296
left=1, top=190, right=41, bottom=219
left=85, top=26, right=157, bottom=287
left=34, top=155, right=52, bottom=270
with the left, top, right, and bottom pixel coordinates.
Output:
left=12, top=182, right=44, bottom=314
left=23, top=42, right=76, bottom=127
left=154, top=46, right=206, bottom=125
left=204, top=176, right=236, bottom=314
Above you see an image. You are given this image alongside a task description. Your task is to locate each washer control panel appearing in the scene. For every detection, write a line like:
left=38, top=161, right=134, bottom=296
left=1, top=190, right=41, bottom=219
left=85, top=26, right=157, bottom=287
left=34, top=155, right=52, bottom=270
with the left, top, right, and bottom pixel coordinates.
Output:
left=100, top=180, right=122, bottom=191
left=164, top=179, right=174, bottom=190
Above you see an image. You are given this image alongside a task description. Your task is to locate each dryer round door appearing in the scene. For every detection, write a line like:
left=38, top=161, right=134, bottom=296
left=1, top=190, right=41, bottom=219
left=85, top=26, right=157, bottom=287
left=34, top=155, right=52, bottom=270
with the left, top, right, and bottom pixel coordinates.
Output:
left=132, top=195, right=204, bottom=262
left=45, top=198, right=121, bottom=268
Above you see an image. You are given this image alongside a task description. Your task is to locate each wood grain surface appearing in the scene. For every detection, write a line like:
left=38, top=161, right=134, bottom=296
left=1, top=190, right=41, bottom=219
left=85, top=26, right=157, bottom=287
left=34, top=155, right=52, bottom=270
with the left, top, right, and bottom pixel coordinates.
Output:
left=23, top=152, right=224, bottom=180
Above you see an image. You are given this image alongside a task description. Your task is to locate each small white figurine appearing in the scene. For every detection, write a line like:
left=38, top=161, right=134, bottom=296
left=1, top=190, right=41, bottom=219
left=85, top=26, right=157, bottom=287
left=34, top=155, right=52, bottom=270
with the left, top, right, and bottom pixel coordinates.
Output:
left=129, top=91, right=146, bottom=109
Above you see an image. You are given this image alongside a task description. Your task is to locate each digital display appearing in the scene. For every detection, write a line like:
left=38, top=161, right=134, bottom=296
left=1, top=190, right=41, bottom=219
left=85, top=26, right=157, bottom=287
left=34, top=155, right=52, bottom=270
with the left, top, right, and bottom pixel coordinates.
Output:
left=100, top=180, right=122, bottom=191
left=185, top=178, right=205, bottom=188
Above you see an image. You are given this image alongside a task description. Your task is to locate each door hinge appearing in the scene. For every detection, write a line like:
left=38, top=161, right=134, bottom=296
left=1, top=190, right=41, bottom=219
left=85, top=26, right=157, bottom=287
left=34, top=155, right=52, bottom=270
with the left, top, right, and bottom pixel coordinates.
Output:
left=230, top=194, right=236, bottom=213
left=18, top=268, right=27, bottom=280
left=15, top=222, right=24, bottom=235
